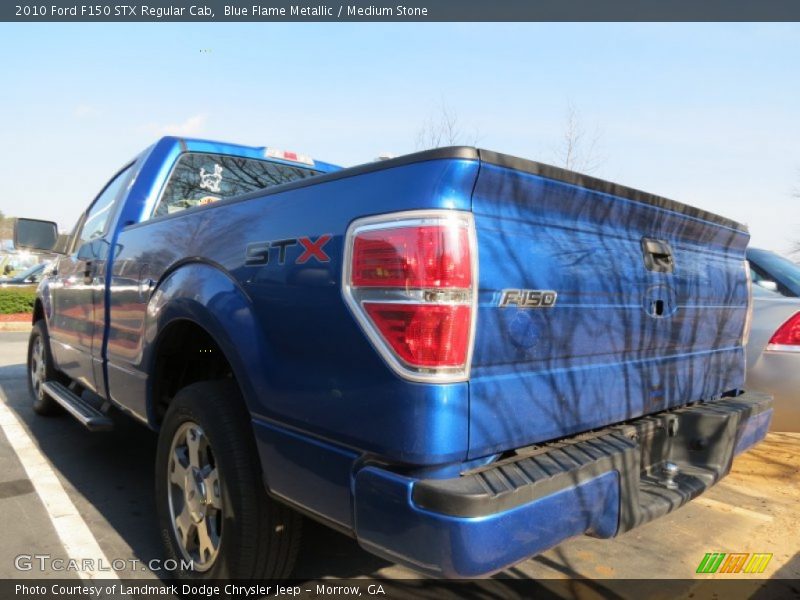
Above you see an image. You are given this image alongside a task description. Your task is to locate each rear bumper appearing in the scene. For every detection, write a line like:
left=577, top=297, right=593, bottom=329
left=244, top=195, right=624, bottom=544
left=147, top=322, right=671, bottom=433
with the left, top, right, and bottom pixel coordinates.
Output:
left=353, top=391, right=772, bottom=577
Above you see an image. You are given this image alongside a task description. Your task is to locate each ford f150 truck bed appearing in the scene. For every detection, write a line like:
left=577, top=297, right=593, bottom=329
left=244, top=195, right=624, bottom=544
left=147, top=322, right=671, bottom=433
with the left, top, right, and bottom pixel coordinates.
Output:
left=15, top=137, right=771, bottom=578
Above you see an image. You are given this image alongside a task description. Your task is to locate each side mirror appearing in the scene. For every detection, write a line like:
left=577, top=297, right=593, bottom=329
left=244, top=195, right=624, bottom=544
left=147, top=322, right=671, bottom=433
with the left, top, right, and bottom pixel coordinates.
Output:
left=14, top=218, right=60, bottom=253
left=756, top=280, right=779, bottom=292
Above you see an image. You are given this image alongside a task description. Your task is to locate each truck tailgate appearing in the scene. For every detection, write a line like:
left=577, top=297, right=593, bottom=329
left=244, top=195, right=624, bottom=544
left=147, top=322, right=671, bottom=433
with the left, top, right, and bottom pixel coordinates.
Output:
left=469, top=151, right=750, bottom=458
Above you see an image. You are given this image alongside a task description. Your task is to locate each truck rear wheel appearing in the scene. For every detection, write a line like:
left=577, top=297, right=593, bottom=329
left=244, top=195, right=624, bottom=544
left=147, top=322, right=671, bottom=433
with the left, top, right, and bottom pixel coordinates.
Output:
left=27, top=320, right=62, bottom=416
left=155, top=380, right=302, bottom=579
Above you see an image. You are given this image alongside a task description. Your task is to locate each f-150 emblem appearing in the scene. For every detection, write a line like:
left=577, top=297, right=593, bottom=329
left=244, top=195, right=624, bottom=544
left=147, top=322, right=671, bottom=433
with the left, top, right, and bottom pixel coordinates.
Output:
left=499, top=289, right=558, bottom=308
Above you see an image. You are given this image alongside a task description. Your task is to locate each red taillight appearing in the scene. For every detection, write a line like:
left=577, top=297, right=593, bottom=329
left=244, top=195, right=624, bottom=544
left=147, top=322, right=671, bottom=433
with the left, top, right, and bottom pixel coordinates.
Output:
left=352, top=226, right=471, bottom=288
left=363, top=303, right=471, bottom=367
left=343, top=212, right=476, bottom=381
left=767, top=312, right=800, bottom=349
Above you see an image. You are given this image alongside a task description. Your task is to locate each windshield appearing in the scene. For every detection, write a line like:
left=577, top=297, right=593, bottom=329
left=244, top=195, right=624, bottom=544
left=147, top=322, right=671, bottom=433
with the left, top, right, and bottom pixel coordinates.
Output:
left=14, top=263, right=44, bottom=280
left=747, top=248, right=800, bottom=297
left=0, top=253, right=40, bottom=277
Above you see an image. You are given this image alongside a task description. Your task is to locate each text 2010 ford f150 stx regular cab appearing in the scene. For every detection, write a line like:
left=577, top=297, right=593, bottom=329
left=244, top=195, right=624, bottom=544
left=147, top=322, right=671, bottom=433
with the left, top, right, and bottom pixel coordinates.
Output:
left=15, top=137, right=771, bottom=579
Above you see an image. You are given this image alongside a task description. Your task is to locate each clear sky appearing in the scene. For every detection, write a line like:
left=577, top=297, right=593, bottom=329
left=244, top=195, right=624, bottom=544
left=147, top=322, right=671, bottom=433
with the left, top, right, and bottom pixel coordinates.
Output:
left=1, top=23, right=798, bottom=254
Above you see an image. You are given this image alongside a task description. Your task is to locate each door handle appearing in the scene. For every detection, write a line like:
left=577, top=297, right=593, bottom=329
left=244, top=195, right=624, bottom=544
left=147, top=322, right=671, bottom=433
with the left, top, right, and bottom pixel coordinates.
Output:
left=641, top=238, right=674, bottom=273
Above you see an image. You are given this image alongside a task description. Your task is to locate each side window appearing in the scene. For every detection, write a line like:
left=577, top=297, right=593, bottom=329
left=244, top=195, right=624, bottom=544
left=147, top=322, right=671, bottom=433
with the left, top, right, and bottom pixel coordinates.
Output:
left=75, top=165, right=133, bottom=250
left=153, top=153, right=320, bottom=218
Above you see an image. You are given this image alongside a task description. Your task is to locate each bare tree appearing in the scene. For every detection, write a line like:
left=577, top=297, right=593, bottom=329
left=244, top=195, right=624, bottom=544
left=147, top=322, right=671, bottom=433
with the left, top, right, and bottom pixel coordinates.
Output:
left=551, top=102, right=605, bottom=174
left=415, top=102, right=479, bottom=150
left=0, top=210, right=12, bottom=242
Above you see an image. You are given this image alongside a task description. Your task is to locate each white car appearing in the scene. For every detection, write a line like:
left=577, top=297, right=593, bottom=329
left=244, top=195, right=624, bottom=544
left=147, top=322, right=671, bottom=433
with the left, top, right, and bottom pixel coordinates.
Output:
left=746, top=286, right=800, bottom=431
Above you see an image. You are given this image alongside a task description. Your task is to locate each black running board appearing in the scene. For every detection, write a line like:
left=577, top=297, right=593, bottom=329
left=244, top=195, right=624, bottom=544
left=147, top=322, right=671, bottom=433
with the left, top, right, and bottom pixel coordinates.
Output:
left=42, top=381, right=113, bottom=431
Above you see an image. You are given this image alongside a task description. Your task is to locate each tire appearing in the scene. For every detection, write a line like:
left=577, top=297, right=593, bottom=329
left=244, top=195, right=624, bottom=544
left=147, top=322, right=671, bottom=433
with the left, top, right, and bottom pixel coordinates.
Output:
left=27, top=320, right=62, bottom=416
left=155, top=380, right=302, bottom=580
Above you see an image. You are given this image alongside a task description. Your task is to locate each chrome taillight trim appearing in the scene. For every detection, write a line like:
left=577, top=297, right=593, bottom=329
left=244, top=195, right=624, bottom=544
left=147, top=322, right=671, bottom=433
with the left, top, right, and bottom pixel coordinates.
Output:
left=341, top=210, right=478, bottom=383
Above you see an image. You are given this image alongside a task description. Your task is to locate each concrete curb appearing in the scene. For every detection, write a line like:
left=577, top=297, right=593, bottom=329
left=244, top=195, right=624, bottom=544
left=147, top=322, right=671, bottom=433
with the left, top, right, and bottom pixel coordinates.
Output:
left=0, top=322, right=32, bottom=332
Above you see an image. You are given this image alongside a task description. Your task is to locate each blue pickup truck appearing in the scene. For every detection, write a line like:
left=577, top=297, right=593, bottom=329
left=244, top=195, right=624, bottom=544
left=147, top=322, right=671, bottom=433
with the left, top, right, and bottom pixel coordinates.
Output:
left=15, top=137, right=771, bottom=579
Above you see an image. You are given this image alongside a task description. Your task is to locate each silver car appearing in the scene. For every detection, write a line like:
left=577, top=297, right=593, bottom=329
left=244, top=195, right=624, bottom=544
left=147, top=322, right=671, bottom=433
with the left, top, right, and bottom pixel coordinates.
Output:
left=747, top=247, right=800, bottom=297
left=746, top=286, right=800, bottom=431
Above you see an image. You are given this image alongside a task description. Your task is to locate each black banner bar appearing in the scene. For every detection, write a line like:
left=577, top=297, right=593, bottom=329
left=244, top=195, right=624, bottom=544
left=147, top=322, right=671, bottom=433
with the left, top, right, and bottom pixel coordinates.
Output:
left=5, top=0, right=800, bottom=22
left=3, top=578, right=800, bottom=600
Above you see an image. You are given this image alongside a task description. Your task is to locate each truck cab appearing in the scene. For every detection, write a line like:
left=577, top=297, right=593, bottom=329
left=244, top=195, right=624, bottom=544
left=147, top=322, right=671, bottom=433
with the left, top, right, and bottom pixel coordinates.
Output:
left=32, top=138, right=339, bottom=406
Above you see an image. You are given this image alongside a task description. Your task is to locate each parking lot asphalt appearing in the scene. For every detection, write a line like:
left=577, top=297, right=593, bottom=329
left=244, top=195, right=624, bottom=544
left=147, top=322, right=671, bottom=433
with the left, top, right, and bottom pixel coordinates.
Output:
left=0, top=331, right=797, bottom=594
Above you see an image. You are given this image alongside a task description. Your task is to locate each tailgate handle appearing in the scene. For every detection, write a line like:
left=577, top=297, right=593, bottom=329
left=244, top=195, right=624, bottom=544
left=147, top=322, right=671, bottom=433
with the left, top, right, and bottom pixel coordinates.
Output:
left=641, top=238, right=674, bottom=273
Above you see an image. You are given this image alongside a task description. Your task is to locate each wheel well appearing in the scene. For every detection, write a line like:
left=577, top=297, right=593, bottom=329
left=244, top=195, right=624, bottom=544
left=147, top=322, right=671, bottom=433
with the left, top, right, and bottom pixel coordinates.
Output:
left=151, top=320, right=235, bottom=424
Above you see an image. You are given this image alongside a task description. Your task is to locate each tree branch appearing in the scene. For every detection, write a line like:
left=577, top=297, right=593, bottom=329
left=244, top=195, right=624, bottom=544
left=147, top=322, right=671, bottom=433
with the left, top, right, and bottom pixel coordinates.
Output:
left=552, top=102, right=605, bottom=174
left=416, top=102, right=480, bottom=150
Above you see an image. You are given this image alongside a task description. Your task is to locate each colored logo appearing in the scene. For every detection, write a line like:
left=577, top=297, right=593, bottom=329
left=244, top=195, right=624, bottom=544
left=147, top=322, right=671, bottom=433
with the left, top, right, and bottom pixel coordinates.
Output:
left=696, top=552, right=772, bottom=574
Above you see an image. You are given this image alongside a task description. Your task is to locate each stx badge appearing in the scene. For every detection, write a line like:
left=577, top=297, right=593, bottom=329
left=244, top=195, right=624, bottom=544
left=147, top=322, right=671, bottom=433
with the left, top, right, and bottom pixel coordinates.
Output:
left=499, top=289, right=558, bottom=308
left=245, top=235, right=332, bottom=266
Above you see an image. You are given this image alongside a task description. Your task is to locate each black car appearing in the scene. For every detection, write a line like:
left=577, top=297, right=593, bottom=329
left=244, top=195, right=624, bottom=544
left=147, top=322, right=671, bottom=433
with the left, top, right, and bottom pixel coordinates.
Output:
left=747, top=247, right=800, bottom=297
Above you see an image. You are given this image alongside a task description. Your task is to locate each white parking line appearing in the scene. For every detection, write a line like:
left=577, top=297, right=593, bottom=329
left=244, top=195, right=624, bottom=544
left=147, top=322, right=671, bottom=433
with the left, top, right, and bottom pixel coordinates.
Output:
left=693, top=496, right=774, bottom=522
left=0, top=399, right=118, bottom=580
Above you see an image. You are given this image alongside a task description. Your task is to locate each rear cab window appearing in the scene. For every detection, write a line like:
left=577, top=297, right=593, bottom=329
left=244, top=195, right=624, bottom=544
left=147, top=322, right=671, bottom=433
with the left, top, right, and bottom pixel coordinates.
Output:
left=153, top=153, right=321, bottom=218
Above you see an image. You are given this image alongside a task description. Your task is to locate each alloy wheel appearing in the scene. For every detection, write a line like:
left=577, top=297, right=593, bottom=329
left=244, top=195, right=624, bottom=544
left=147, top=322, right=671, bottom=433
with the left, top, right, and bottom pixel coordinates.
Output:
left=166, top=421, right=223, bottom=571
